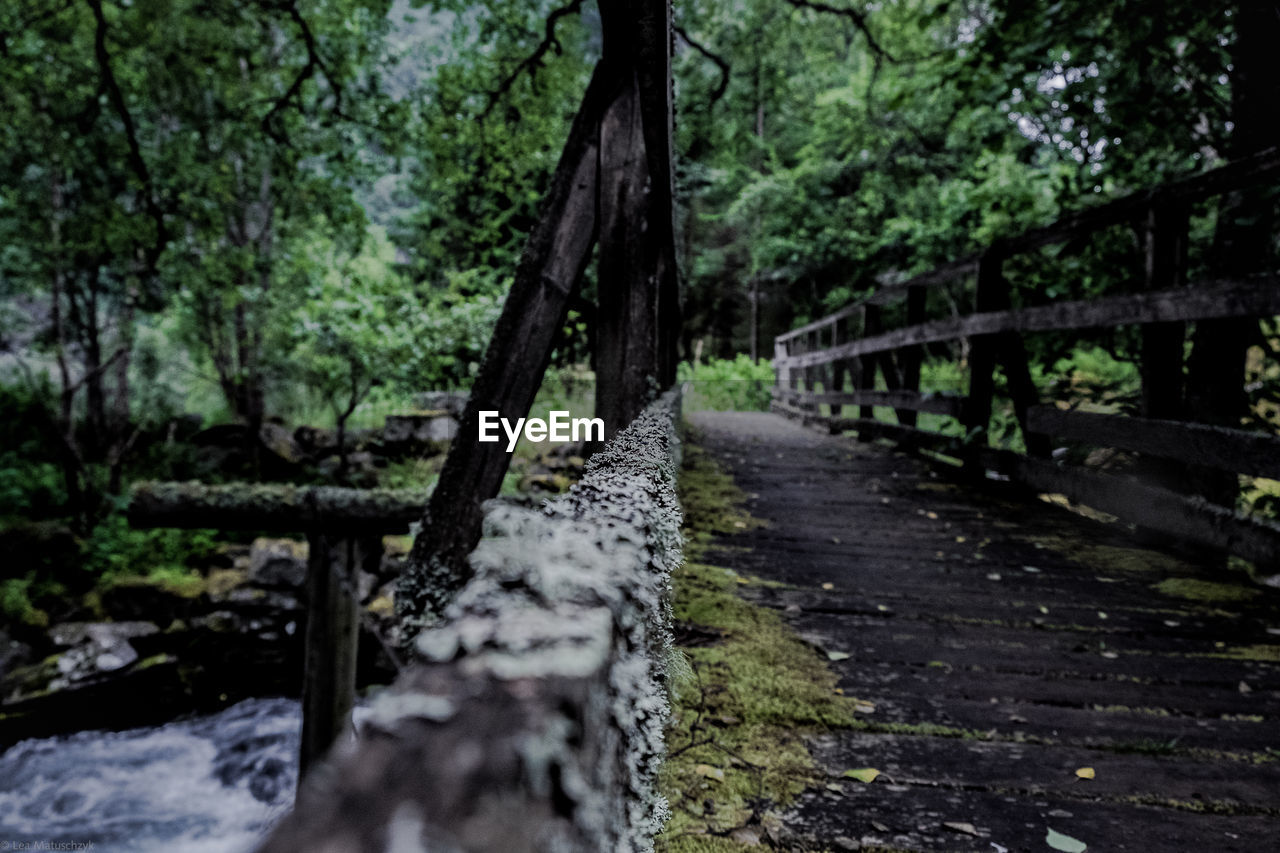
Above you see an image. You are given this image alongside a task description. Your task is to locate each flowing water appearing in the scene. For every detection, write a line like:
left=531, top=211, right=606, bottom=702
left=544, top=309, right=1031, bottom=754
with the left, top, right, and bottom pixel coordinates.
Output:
left=0, top=697, right=301, bottom=853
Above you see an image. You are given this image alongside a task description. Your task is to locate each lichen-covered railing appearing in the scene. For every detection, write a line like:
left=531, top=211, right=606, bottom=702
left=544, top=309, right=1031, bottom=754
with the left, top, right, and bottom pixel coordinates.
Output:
left=254, top=389, right=682, bottom=853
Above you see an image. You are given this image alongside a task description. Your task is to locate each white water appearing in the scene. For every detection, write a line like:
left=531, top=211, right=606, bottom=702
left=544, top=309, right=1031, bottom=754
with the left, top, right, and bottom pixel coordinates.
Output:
left=0, top=697, right=300, bottom=853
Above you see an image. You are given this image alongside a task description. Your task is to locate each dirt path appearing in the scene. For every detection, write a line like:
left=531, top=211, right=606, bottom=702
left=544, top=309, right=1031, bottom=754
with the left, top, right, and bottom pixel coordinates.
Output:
left=687, top=410, right=1280, bottom=852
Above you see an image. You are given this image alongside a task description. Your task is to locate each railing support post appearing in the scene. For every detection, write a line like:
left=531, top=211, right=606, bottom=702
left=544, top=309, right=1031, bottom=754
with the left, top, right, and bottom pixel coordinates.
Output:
left=1139, top=201, right=1191, bottom=491
left=898, top=285, right=926, bottom=427
left=858, top=305, right=881, bottom=423
left=964, top=250, right=1002, bottom=470
left=300, top=530, right=371, bottom=786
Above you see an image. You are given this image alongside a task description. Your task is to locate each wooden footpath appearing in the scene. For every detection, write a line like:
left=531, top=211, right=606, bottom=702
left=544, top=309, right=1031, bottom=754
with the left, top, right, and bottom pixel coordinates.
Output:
left=689, top=410, right=1280, bottom=852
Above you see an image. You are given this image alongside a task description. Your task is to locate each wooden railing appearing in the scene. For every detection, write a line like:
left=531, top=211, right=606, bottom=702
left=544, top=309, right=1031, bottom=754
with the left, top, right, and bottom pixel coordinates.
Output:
left=253, top=390, right=683, bottom=852
left=773, top=148, right=1280, bottom=571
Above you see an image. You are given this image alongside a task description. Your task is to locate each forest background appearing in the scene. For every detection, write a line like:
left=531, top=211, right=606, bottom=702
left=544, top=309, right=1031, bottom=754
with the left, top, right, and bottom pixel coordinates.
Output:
left=1, top=0, right=1277, bottom=627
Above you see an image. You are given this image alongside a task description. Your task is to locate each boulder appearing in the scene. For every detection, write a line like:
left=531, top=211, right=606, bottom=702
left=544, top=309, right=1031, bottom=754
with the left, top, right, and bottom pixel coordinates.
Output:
left=413, top=391, right=468, bottom=419
left=383, top=413, right=458, bottom=446
left=248, top=538, right=308, bottom=588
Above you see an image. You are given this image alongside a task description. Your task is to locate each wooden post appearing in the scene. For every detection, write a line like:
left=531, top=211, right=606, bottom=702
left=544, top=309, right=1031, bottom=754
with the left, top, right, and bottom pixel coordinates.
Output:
left=830, top=317, right=848, bottom=417
left=405, top=66, right=612, bottom=620
left=803, top=331, right=820, bottom=413
left=858, top=305, right=881, bottom=422
left=595, top=0, right=680, bottom=437
left=898, top=285, right=926, bottom=427
left=1139, top=201, right=1190, bottom=490
left=774, top=338, right=789, bottom=406
left=300, top=531, right=373, bottom=785
left=965, top=250, right=1002, bottom=470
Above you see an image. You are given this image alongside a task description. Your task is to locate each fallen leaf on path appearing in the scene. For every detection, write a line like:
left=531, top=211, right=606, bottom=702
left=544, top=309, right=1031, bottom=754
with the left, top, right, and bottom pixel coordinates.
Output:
left=1075, top=767, right=1095, bottom=780
left=821, top=582, right=834, bottom=590
left=870, top=821, right=890, bottom=832
left=694, top=764, right=724, bottom=782
left=842, top=767, right=880, bottom=783
left=853, top=700, right=876, bottom=714
left=1045, top=827, right=1087, bottom=852
left=826, top=650, right=851, bottom=661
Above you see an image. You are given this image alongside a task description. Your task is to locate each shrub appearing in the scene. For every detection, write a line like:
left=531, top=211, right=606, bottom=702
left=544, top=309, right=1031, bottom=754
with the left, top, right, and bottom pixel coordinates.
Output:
left=678, top=355, right=775, bottom=411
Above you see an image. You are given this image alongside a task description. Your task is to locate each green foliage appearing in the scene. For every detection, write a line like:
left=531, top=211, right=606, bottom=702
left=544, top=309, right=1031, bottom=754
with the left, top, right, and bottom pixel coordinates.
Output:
left=678, top=356, right=775, bottom=411
left=79, top=505, right=218, bottom=584
left=0, top=577, right=46, bottom=628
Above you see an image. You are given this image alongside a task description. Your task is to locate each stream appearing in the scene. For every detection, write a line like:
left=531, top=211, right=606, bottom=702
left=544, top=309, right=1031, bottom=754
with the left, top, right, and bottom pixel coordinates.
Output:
left=0, top=697, right=301, bottom=853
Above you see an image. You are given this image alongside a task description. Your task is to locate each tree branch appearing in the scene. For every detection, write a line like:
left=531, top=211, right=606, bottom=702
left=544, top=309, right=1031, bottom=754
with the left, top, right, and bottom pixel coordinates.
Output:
left=480, top=0, right=585, bottom=120
left=784, top=0, right=895, bottom=65
left=674, top=25, right=730, bottom=106
left=86, top=0, right=169, bottom=269
left=260, top=0, right=341, bottom=144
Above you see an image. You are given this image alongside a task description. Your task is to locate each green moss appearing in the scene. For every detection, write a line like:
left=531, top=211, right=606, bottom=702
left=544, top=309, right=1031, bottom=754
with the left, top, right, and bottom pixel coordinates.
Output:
left=1025, top=535, right=1194, bottom=577
left=1204, top=643, right=1280, bottom=662
left=1152, top=577, right=1261, bottom=603
left=659, top=431, right=857, bottom=852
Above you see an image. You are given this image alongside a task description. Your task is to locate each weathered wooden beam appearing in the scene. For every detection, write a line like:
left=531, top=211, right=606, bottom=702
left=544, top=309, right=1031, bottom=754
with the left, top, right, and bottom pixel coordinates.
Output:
left=963, top=249, right=1003, bottom=460
left=898, top=285, right=927, bottom=427
left=772, top=398, right=966, bottom=457
left=771, top=387, right=966, bottom=417
left=777, top=277, right=1280, bottom=370
left=829, top=417, right=967, bottom=458
left=981, top=449, right=1280, bottom=572
left=299, top=532, right=373, bottom=784
left=404, top=64, right=614, bottom=620
left=1027, top=407, right=1280, bottom=480
left=128, top=482, right=428, bottom=533
left=256, top=391, right=683, bottom=853
left=773, top=148, right=1280, bottom=350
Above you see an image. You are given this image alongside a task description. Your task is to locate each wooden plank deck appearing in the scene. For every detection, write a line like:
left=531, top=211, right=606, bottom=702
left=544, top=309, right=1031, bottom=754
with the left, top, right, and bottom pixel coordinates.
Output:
left=687, top=411, right=1280, bottom=852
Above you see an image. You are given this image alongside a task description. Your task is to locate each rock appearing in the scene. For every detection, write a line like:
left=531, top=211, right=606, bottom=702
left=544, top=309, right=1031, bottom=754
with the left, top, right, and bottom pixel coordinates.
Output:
left=248, top=538, right=308, bottom=588
left=0, top=629, right=33, bottom=686
left=259, top=421, right=305, bottom=464
left=206, top=568, right=249, bottom=599
left=413, top=391, right=468, bottom=419
left=99, top=578, right=200, bottom=627
left=294, top=424, right=339, bottom=456
left=40, top=621, right=161, bottom=687
left=49, top=621, right=158, bottom=649
left=383, top=414, right=458, bottom=449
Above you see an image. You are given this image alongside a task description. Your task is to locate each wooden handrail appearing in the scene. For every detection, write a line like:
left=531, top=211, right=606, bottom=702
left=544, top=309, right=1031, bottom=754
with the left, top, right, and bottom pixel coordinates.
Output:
left=776, top=145, right=1280, bottom=345
left=777, top=277, right=1280, bottom=369
left=771, top=150, right=1280, bottom=573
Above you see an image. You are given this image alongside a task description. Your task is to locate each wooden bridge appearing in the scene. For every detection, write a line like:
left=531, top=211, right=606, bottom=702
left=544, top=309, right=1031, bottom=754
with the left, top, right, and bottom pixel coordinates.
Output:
left=678, top=148, right=1280, bottom=849
left=117, top=146, right=1280, bottom=851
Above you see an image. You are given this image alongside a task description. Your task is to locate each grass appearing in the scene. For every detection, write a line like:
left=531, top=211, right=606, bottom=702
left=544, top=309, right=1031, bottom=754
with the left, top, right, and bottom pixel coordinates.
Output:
left=657, top=435, right=859, bottom=851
